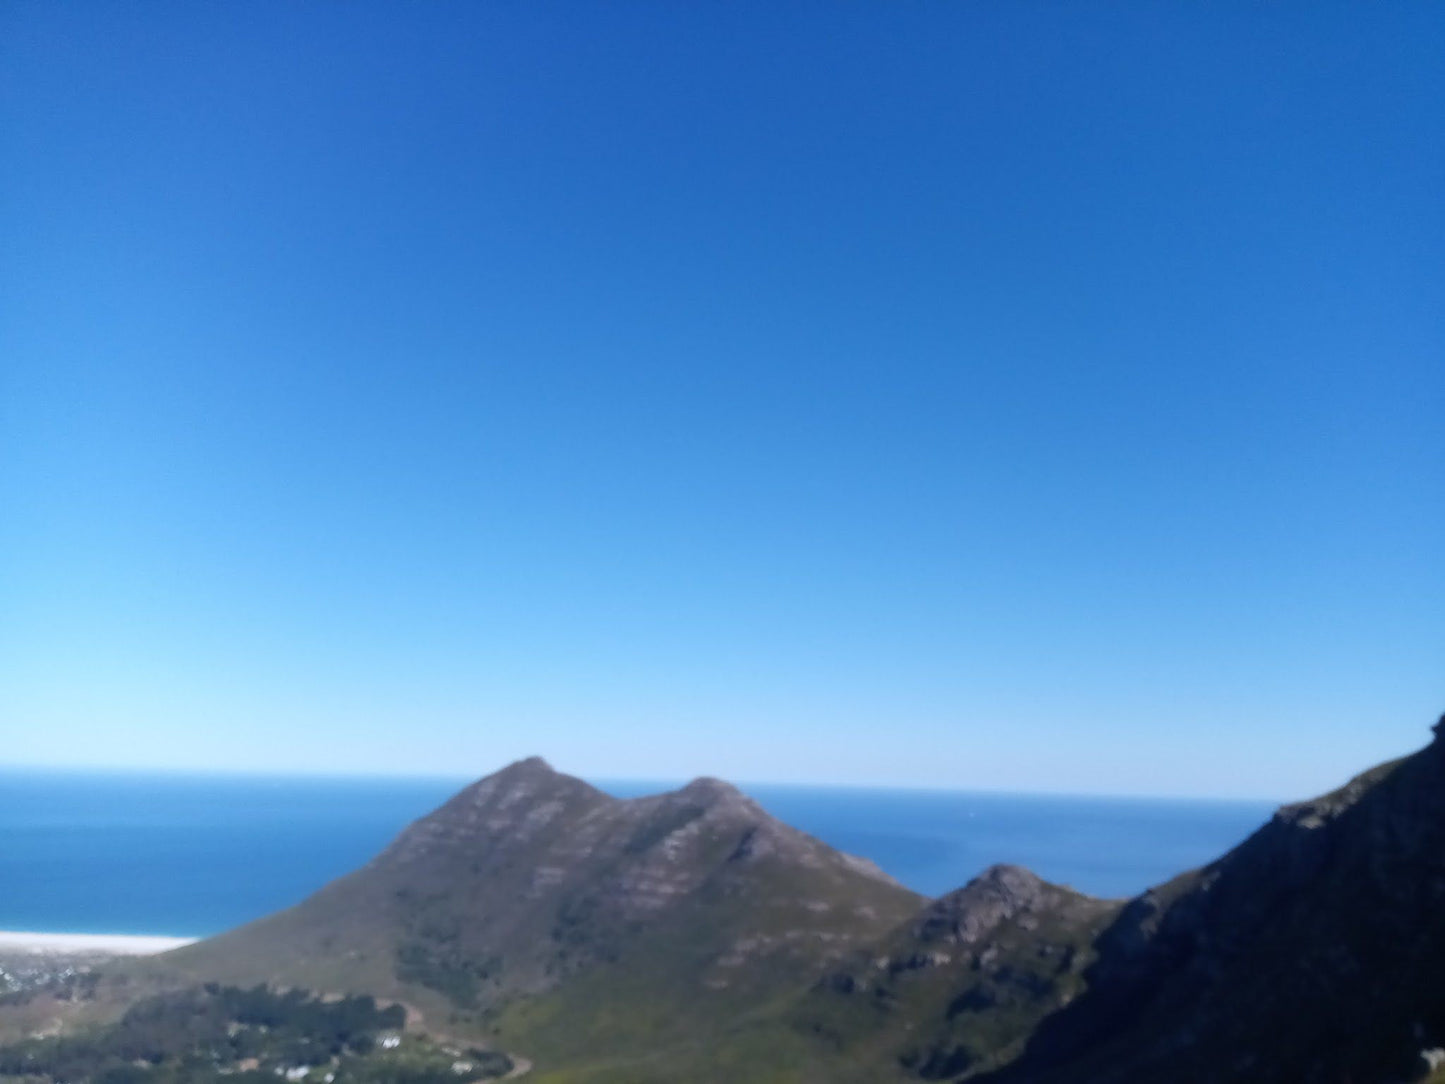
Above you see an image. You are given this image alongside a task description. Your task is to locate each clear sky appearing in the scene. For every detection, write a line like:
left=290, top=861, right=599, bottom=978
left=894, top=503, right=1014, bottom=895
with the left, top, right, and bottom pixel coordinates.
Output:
left=2, top=2, right=1440, bottom=799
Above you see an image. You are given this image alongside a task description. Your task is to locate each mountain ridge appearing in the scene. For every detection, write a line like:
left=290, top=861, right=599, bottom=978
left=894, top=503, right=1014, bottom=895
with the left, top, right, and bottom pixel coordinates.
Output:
left=103, top=714, right=1445, bottom=1083
left=972, top=720, right=1445, bottom=1083
left=159, top=755, right=924, bottom=1076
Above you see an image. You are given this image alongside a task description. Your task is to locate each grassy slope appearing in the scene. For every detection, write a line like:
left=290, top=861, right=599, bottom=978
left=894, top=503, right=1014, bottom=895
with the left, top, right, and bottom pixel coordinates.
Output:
left=488, top=832, right=923, bottom=1080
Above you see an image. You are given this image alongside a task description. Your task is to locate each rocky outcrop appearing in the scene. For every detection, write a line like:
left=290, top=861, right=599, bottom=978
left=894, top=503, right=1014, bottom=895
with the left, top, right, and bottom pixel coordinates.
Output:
left=799, top=864, right=1119, bottom=1080
left=913, top=865, right=1080, bottom=945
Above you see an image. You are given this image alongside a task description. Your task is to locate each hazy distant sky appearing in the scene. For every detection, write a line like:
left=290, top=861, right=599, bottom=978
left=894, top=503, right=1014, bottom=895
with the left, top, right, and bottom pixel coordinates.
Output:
left=2, top=2, right=1441, bottom=798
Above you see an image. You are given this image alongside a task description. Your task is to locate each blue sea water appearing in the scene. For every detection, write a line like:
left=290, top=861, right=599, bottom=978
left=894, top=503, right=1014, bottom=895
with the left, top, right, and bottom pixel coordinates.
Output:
left=0, top=770, right=1275, bottom=938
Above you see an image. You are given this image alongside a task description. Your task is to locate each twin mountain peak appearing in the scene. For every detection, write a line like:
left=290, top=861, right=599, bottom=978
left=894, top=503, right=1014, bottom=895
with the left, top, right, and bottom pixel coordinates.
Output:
left=382, top=754, right=899, bottom=892
left=161, top=715, right=1445, bottom=1083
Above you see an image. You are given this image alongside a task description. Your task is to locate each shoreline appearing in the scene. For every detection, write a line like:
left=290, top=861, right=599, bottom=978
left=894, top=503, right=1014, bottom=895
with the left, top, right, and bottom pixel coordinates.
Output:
left=0, top=931, right=199, bottom=956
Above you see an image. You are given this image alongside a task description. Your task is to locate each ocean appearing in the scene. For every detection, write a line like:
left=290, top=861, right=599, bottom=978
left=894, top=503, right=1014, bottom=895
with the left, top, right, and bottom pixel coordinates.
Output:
left=0, top=769, right=1276, bottom=938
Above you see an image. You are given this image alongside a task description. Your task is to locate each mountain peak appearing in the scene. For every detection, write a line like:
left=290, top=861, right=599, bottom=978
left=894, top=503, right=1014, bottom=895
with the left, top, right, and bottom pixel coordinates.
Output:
left=912, top=864, right=1097, bottom=946
left=674, top=775, right=747, bottom=805
left=464, top=755, right=602, bottom=807
left=374, top=755, right=610, bottom=869
left=493, top=754, right=557, bottom=776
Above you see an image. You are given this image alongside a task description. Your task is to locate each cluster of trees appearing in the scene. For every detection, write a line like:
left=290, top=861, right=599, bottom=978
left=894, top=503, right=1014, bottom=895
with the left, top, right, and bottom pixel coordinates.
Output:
left=334, top=1048, right=513, bottom=1084
left=0, top=984, right=407, bottom=1084
left=394, top=942, right=501, bottom=1010
left=0, top=966, right=103, bottom=1007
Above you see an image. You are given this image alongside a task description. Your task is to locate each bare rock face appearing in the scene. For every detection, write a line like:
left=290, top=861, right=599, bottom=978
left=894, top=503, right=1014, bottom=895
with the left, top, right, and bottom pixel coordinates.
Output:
left=914, top=865, right=1054, bottom=945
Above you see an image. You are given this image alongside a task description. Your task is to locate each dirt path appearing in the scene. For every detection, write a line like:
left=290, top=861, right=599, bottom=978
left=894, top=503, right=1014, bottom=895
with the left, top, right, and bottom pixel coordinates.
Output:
left=387, top=998, right=531, bottom=1079
left=502, top=1055, right=533, bottom=1079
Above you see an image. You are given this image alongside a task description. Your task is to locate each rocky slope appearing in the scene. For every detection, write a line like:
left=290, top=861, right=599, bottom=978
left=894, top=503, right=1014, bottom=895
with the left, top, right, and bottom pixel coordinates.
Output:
left=973, top=720, right=1445, bottom=1083
left=795, top=864, right=1119, bottom=1080
left=772, top=718, right=1445, bottom=1084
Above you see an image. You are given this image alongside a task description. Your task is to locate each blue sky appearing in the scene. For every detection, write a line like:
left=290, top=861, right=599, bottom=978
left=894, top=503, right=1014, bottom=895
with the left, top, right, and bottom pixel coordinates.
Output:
left=2, top=2, right=1441, bottom=799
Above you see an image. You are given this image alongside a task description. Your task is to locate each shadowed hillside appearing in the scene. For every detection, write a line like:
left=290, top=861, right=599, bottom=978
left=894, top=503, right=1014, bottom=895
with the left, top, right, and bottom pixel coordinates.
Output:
left=969, top=721, right=1445, bottom=1083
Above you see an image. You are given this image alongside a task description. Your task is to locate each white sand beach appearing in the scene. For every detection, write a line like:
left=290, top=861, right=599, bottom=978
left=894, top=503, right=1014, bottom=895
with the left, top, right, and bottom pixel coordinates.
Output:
left=0, top=931, right=197, bottom=955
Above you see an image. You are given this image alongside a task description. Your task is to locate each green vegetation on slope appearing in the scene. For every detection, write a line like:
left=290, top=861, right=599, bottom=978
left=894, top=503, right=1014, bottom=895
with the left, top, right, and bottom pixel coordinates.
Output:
left=0, top=983, right=511, bottom=1084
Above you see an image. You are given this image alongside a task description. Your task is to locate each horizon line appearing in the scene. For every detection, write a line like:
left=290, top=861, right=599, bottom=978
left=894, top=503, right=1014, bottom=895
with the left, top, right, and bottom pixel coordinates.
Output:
left=0, top=759, right=1288, bottom=806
